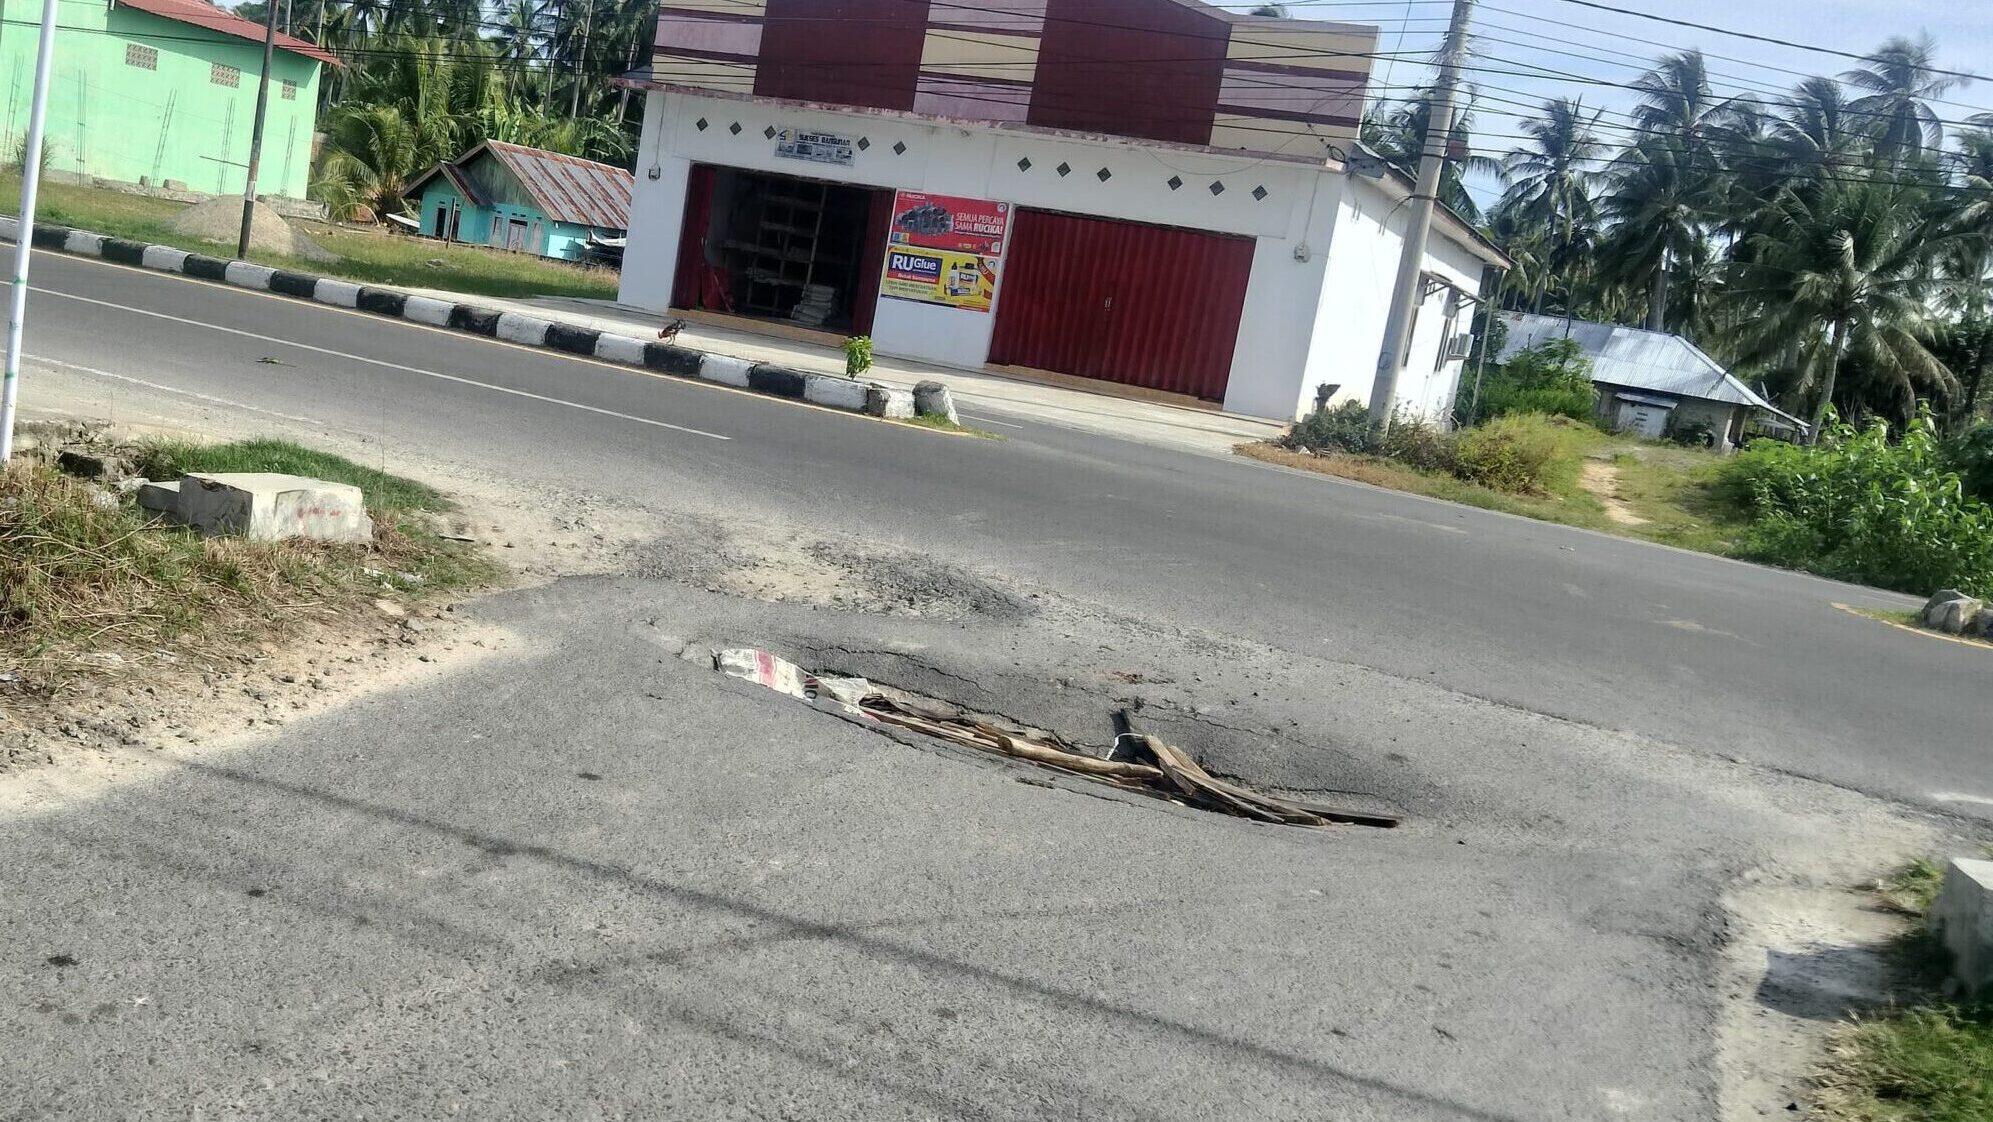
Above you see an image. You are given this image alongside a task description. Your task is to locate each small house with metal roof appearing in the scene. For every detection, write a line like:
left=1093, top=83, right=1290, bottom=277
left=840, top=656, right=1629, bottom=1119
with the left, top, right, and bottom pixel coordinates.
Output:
left=407, top=140, right=634, bottom=264
left=1496, top=313, right=1808, bottom=447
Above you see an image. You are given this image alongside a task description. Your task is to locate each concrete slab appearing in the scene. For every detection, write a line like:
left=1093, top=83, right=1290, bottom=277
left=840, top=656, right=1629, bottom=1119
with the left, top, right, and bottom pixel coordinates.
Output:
left=1930, top=857, right=1993, bottom=997
left=175, top=473, right=373, bottom=544
left=136, top=478, right=182, bottom=514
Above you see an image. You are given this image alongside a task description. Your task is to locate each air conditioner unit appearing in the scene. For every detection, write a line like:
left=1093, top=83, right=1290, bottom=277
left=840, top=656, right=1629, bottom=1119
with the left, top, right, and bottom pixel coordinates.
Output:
left=1446, top=334, right=1474, bottom=360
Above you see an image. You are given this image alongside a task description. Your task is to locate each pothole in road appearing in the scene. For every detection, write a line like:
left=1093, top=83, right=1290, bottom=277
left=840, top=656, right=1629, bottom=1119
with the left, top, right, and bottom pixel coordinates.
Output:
left=712, top=646, right=1398, bottom=830
left=634, top=521, right=1031, bottom=620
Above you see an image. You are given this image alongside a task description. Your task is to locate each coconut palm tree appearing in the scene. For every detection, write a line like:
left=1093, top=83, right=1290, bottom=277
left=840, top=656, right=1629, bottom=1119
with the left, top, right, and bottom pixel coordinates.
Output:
left=1731, top=177, right=1956, bottom=430
left=1842, top=34, right=1967, bottom=169
left=1499, top=98, right=1604, bottom=312
left=1360, top=87, right=1499, bottom=220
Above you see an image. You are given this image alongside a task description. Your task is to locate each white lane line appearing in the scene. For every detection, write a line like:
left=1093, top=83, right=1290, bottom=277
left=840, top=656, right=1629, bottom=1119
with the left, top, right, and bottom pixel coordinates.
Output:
left=961, top=414, right=1026, bottom=430
left=27, top=355, right=323, bottom=424
left=1930, top=791, right=1993, bottom=807
left=29, top=286, right=732, bottom=442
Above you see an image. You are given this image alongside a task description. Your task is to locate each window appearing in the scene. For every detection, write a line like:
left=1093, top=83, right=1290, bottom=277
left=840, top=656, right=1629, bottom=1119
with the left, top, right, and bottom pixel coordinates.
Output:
left=280, top=79, right=297, bottom=101
left=124, top=43, right=157, bottom=70
left=210, top=62, right=239, bottom=88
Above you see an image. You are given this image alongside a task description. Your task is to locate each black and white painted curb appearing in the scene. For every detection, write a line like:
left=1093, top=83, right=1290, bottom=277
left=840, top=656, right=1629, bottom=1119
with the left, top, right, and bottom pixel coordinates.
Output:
left=0, top=216, right=934, bottom=422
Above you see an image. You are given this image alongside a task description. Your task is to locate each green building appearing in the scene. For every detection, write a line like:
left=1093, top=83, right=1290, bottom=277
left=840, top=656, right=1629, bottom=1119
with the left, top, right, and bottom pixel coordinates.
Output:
left=0, top=0, right=331, bottom=199
left=406, top=140, right=633, bottom=264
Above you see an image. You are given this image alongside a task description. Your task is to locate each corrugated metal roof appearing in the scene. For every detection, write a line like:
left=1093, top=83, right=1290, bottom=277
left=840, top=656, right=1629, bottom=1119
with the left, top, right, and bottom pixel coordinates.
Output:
left=1497, top=312, right=1777, bottom=410
left=112, top=0, right=341, bottom=67
left=481, top=140, right=633, bottom=230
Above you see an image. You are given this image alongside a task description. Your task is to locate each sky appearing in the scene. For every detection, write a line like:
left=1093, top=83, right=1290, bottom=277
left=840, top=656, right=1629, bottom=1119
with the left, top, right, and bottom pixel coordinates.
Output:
left=1225, top=0, right=1993, bottom=205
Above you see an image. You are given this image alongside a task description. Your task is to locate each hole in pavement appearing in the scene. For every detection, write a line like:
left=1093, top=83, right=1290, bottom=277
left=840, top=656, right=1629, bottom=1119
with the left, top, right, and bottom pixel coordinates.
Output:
left=713, top=647, right=1398, bottom=829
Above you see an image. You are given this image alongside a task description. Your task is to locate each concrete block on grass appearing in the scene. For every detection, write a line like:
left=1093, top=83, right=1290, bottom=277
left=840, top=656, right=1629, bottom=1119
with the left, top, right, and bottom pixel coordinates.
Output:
left=594, top=334, right=648, bottom=366
left=699, top=354, right=754, bottom=388
left=913, top=380, right=959, bottom=424
left=136, top=479, right=182, bottom=515
left=804, top=374, right=870, bottom=412
left=1930, top=857, right=1993, bottom=998
left=174, top=473, right=374, bottom=544
left=865, top=384, right=916, bottom=419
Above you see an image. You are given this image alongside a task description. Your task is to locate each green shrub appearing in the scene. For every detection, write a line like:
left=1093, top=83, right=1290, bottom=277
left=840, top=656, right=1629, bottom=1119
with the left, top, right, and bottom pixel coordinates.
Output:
left=842, top=335, right=874, bottom=377
left=1377, top=413, right=1458, bottom=474
left=1728, top=409, right=1993, bottom=596
left=1285, top=400, right=1377, bottom=454
left=1455, top=414, right=1559, bottom=493
left=1946, top=422, right=1993, bottom=503
left=1461, top=337, right=1598, bottom=426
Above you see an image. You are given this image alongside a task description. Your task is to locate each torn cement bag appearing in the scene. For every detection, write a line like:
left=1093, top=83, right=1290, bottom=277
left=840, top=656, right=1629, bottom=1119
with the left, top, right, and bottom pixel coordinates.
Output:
left=716, top=648, right=811, bottom=701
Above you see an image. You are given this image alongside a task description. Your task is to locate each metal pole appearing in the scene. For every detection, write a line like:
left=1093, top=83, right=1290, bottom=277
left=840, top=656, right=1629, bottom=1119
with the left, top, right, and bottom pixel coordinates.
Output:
left=1367, top=0, right=1474, bottom=428
left=0, top=0, right=61, bottom=464
left=237, top=0, right=280, bottom=260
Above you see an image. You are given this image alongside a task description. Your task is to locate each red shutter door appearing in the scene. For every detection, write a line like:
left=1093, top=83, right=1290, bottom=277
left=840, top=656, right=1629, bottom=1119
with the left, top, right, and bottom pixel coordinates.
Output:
left=990, top=209, right=1254, bottom=401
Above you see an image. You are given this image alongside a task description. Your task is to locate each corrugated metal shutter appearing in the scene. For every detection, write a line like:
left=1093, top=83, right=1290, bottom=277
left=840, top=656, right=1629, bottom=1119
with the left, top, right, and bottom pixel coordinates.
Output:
left=989, top=209, right=1254, bottom=401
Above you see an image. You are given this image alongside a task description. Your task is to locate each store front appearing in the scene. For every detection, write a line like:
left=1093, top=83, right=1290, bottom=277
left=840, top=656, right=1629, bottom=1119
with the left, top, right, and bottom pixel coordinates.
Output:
left=670, top=164, right=894, bottom=334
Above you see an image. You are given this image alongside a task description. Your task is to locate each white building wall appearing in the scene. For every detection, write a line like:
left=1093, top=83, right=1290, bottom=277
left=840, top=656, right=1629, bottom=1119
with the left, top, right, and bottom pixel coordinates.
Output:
left=622, top=89, right=1493, bottom=422
left=1303, top=174, right=1488, bottom=423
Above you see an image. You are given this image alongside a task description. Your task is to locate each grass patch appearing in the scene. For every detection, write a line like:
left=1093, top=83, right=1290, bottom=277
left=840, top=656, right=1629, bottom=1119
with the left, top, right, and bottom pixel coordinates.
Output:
left=133, top=438, right=449, bottom=514
left=898, top=414, right=1003, bottom=439
left=1242, top=418, right=1755, bottom=558
left=4, top=173, right=619, bottom=302
left=1, top=439, right=495, bottom=681
left=1815, top=857, right=1993, bottom=1122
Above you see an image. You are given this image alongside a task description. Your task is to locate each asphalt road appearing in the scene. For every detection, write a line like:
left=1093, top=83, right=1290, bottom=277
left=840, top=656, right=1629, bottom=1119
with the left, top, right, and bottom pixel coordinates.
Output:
left=14, top=251, right=1981, bottom=818
left=2, top=249, right=1983, bottom=1120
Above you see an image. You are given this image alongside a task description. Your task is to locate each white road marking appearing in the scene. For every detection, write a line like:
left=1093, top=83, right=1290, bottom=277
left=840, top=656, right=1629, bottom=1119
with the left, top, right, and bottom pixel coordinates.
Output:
left=29, top=286, right=732, bottom=441
left=961, top=413, right=1026, bottom=430
left=1930, top=791, right=1993, bottom=807
left=27, top=355, right=323, bottom=424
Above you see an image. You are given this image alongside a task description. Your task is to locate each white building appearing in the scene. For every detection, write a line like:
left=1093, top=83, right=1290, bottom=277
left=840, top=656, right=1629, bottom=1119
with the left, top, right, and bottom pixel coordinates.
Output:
left=616, top=0, right=1508, bottom=423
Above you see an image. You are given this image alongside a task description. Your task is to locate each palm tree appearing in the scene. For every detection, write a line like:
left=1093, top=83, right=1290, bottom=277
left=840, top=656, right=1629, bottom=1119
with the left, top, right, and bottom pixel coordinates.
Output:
left=1770, top=77, right=1872, bottom=178
left=1841, top=34, right=1966, bottom=169
left=1599, top=135, right=1712, bottom=332
left=1360, top=87, right=1499, bottom=220
left=1498, top=98, right=1603, bottom=312
left=1731, top=177, right=1955, bottom=430
left=1602, top=52, right=1734, bottom=331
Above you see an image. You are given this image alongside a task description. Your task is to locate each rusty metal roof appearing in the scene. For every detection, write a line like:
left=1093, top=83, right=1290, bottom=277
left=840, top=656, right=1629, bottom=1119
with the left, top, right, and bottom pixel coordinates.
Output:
left=113, top=0, right=341, bottom=67
left=1497, top=313, right=1810, bottom=428
left=480, top=140, right=633, bottom=230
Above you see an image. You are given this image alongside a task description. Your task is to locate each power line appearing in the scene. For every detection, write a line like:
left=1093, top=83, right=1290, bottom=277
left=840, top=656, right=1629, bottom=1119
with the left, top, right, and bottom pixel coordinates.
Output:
left=1537, top=0, right=1987, bottom=84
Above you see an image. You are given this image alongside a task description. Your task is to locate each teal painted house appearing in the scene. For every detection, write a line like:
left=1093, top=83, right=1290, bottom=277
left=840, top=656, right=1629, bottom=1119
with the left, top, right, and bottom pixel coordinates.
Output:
left=0, top=0, right=332, bottom=198
left=406, top=140, right=632, bottom=264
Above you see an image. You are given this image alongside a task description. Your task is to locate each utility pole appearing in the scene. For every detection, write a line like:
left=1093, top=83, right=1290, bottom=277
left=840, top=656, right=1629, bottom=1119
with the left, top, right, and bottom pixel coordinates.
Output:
left=0, top=0, right=62, bottom=464
left=237, top=0, right=280, bottom=260
left=1366, top=0, right=1475, bottom=428
left=569, top=0, right=592, bottom=118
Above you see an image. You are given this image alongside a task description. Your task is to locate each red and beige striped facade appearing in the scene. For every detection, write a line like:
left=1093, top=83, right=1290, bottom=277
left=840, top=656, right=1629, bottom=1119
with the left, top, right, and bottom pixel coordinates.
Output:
left=650, top=0, right=1378, bottom=158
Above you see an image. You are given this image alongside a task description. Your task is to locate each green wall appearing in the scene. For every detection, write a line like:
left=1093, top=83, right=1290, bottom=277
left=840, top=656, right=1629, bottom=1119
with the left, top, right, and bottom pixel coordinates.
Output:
left=0, top=0, right=321, bottom=198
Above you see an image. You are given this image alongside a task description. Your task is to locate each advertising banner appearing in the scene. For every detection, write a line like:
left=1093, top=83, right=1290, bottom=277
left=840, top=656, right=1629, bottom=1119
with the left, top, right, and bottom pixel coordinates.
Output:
left=888, top=191, right=1010, bottom=256
left=773, top=127, right=855, bottom=166
left=881, top=247, right=998, bottom=313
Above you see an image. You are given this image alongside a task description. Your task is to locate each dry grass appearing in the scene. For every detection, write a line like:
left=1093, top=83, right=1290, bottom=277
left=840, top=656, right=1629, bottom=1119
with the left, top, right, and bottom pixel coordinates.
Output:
left=0, top=441, right=495, bottom=686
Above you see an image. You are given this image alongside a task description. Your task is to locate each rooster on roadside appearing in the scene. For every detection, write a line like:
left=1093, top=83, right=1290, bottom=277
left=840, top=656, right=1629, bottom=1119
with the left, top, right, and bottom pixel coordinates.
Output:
left=658, top=317, right=686, bottom=342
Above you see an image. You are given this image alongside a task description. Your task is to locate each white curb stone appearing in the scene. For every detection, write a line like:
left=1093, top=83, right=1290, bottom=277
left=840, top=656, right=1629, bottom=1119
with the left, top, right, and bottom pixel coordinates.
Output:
left=312, top=278, right=361, bottom=307
left=594, top=334, right=647, bottom=366
left=804, top=374, right=870, bottom=412
left=699, top=354, right=753, bottom=388
left=401, top=295, right=455, bottom=327
left=496, top=313, right=550, bottom=347
left=224, top=262, right=277, bottom=290
left=63, top=230, right=105, bottom=256
left=140, top=245, right=189, bottom=273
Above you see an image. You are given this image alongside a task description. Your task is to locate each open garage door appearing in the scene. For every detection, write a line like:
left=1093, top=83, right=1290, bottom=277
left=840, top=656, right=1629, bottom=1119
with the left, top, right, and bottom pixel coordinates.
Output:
left=988, top=209, right=1254, bottom=401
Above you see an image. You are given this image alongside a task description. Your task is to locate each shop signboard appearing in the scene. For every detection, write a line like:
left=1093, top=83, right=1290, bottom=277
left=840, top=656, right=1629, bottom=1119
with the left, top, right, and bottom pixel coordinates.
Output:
left=773, top=128, right=855, bottom=166
left=881, top=247, right=998, bottom=313
left=887, top=191, right=1010, bottom=257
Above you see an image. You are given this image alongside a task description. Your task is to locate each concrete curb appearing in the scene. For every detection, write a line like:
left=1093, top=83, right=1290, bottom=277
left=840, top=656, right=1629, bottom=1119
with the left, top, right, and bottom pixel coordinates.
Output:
left=8, top=217, right=943, bottom=423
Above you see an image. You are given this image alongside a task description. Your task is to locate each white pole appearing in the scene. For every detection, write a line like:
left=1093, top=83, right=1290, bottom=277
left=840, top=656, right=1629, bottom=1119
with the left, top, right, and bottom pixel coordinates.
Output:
left=0, top=0, right=61, bottom=464
left=1367, top=0, right=1475, bottom=428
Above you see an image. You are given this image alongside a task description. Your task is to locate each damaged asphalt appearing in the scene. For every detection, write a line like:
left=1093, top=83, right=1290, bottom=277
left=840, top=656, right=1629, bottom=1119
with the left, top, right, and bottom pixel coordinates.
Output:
left=0, top=565, right=1954, bottom=1120
left=4, top=253, right=1989, bottom=1119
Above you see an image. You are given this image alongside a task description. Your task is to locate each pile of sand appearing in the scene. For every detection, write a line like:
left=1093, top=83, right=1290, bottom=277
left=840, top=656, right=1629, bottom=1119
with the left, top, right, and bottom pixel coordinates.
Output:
left=168, top=196, right=335, bottom=263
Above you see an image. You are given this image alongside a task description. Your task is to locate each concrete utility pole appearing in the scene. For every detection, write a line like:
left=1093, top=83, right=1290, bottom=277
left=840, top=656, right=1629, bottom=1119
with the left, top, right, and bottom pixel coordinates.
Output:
left=0, top=0, right=62, bottom=463
left=1366, top=0, right=1475, bottom=428
left=237, top=0, right=281, bottom=260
